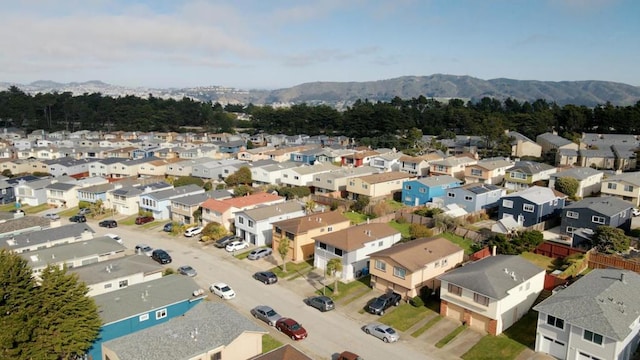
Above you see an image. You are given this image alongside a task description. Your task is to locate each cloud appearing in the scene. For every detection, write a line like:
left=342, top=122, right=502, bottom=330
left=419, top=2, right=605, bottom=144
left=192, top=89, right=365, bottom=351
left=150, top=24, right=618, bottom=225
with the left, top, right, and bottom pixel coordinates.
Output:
left=282, top=46, right=381, bottom=67
left=549, top=0, right=619, bottom=13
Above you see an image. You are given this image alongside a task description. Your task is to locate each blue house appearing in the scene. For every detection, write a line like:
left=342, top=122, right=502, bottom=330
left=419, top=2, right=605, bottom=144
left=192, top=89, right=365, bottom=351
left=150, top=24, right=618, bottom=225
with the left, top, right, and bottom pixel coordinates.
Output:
left=560, top=196, right=633, bottom=235
left=139, top=184, right=204, bottom=220
left=131, top=147, right=156, bottom=159
left=441, top=183, right=506, bottom=212
left=290, top=148, right=322, bottom=165
left=401, top=175, right=461, bottom=206
left=498, top=186, right=566, bottom=227
left=77, top=183, right=116, bottom=204
left=87, top=275, right=205, bottom=360
left=218, top=139, right=246, bottom=154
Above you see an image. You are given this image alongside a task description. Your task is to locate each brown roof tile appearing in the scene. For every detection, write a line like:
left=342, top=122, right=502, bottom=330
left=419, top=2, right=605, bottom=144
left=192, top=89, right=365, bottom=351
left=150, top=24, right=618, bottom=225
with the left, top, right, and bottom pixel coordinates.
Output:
left=369, top=237, right=464, bottom=272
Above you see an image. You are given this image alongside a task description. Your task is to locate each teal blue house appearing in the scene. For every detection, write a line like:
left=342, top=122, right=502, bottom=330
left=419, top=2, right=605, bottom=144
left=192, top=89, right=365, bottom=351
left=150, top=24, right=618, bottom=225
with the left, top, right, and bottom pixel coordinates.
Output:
left=401, top=175, right=461, bottom=206
left=87, top=275, right=205, bottom=360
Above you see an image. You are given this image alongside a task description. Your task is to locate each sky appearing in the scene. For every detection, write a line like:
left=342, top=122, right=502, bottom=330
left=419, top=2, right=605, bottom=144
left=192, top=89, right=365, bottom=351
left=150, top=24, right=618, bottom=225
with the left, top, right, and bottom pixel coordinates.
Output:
left=0, top=0, right=638, bottom=89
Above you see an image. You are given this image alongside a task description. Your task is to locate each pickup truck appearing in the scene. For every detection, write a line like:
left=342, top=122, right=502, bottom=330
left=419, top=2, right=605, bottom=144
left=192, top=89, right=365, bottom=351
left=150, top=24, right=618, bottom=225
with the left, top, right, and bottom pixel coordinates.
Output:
left=367, top=292, right=402, bottom=315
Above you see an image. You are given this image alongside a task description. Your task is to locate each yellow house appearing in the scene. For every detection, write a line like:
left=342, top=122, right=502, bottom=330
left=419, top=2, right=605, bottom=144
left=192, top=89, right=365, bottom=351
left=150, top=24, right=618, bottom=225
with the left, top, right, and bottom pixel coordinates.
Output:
left=138, top=158, right=182, bottom=177
left=368, top=237, right=464, bottom=299
left=271, top=211, right=351, bottom=263
left=600, top=172, right=640, bottom=206
left=346, top=171, right=415, bottom=200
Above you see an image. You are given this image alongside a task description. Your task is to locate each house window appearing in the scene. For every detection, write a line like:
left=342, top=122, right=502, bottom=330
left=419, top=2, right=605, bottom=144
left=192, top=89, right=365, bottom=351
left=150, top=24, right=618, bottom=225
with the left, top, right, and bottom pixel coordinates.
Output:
left=510, top=171, right=527, bottom=180
left=566, top=226, right=576, bottom=233
left=328, top=226, right=333, bottom=232
left=566, top=211, right=579, bottom=219
left=448, top=284, right=462, bottom=296
left=210, top=353, right=222, bottom=360
left=447, top=192, right=455, bottom=198
left=464, top=196, right=473, bottom=201
left=248, top=220, right=254, bottom=227
left=442, top=258, right=448, bottom=266
left=546, top=315, right=564, bottom=329
left=419, top=188, right=426, bottom=193
left=592, top=216, right=605, bottom=224
left=523, top=204, right=534, bottom=212
left=473, top=293, right=490, bottom=306
left=378, top=241, right=383, bottom=246
left=503, top=200, right=513, bottom=208
left=139, top=313, right=149, bottom=322
left=104, top=283, right=112, bottom=289
left=375, top=260, right=386, bottom=272
left=583, top=330, right=603, bottom=345
left=434, top=260, right=440, bottom=267
left=607, top=183, right=617, bottom=190
left=156, top=309, right=167, bottom=320
left=471, top=169, right=482, bottom=176
left=334, top=248, right=343, bottom=257
left=119, top=280, right=128, bottom=288
left=405, top=185, right=412, bottom=190
left=393, top=267, right=406, bottom=279
left=238, top=217, right=244, bottom=224
left=319, top=242, right=327, bottom=250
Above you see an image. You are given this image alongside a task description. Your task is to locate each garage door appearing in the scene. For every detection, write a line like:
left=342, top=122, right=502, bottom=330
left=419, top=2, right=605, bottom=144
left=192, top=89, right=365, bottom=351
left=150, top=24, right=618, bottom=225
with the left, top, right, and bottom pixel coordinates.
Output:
left=540, top=336, right=566, bottom=359
left=577, top=351, right=602, bottom=360
left=469, top=312, right=491, bottom=332
left=446, top=303, right=464, bottom=322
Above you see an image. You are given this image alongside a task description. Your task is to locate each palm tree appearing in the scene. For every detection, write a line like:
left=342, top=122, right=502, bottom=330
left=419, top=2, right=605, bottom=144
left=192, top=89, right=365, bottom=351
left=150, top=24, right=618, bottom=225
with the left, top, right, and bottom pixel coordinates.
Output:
left=326, top=258, right=343, bottom=295
left=277, top=237, right=290, bottom=272
left=304, top=199, right=316, bottom=214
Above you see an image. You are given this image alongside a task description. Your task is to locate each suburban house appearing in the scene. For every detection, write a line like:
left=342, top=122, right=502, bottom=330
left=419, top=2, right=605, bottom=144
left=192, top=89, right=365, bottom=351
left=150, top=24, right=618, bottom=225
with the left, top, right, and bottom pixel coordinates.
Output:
left=289, top=147, right=323, bottom=165
left=341, top=150, right=380, bottom=167
left=555, top=148, right=579, bottom=167
left=0, top=179, right=17, bottom=205
left=107, top=182, right=173, bottom=216
left=439, top=255, right=545, bottom=335
left=191, top=159, right=245, bottom=181
left=464, top=157, right=514, bottom=185
left=579, top=148, right=616, bottom=170
left=498, top=186, right=566, bottom=227
left=536, top=132, right=579, bottom=154
left=398, top=153, right=442, bottom=177
left=45, top=181, right=80, bottom=208
left=533, top=269, right=640, bottom=360
left=44, top=157, right=93, bottom=178
left=600, top=171, right=640, bottom=206
left=439, top=183, right=505, bottom=212
left=139, top=184, right=205, bottom=220
left=429, top=156, right=478, bottom=179
left=548, top=167, right=604, bottom=198
left=170, top=190, right=233, bottom=225
left=264, top=145, right=316, bottom=163
left=369, top=236, right=464, bottom=299
left=369, top=152, right=403, bottom=172
left=612, top=144, right=638, bottom=171
left=70, top=254, right=164, bottom=297
left=401, top=175, right=461, bottom=206
left=102, top=301, right=266, bottom=360
left=87, top=275, right=206, bottom=360
left=251, top=161, right=299, bottom=186
left=15, top=177, right=56, bottom=206
left=503, top=161, right=557, bottom=191
left=249, top=344, right=312, bottom=360
left=77, top=183, right=117, bottom=205
left=1, top=223, right=94, bottom=253
left=89, top=158, right=125, bottom=178
left=137, top=157, right=183, bottom=177
left=201, top=192, right=285, bottom=230
left=561, top=196, right=633, bottom=235
left=271, top=211, right=350, bottom=263
left=234, top=201, right=305, bottom=246
left=346, top=171, right=415, bottom=201
left=165, top=158, right=218, bottom=177
left=508, top=131, right=542, bottom=158
left=236, top=146, right=275, bottom=162
left=313, top=222, right=402, bottom=282
left=309, top=166, right=379, bottom=197
left=279, top=163, right=340, bottom=187
left=315, top=147, right=354, bottom=164
left=0, top=215, right=51, bottom=238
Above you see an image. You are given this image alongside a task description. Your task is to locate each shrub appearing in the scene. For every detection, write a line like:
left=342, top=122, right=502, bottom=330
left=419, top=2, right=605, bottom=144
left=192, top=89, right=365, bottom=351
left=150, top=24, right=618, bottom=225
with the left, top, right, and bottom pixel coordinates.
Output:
left=410, top=296, right=424, bottom=307
left=410, top=223, right=433, bottom=239
left=78, top=201, right=91, bottom=209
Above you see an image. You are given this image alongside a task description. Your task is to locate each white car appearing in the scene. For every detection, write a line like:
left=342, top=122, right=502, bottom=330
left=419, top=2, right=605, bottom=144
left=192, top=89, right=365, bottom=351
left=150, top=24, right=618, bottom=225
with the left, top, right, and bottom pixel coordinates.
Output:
left=43, top=213, right=60, bottom=220
left=105, top=233, right=123, bottom=244
left=225, top=240, right=249, bottom=252
left=209, top=282, right=236, bottom=299
left=135, top=244, right=153, bottom=256
left=184, top=226, right=203, bottom=237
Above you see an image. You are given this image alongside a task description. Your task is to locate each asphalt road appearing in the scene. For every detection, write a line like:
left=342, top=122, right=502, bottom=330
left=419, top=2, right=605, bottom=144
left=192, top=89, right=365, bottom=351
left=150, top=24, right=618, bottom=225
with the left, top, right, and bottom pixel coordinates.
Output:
left=87, top=218, right=447, bottom=360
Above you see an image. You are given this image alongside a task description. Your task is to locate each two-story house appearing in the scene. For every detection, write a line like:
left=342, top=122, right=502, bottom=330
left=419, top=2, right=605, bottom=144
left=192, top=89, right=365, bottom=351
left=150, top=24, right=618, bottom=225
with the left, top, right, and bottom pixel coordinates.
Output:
left=369, top=152, right=403, bottom=172
left=579, top=148, right=616, bottom=169
left=401, top=175, right=461, bottom=206
left=341, top=150, right=380, bottom=168
left=313, top=223, right=401, bottom=282
left=234, top=201, right=305, bottom=246
left=398, top=153, right=443, bottom=177
left=430, top=156, right=477, bottom=180
left=271, top=211, right=351, bottom=263
left=498, top=186, right=566, bottom=227
left=309, top=166, right=379, bottom=197
left=165, top=158, right=217, bottom=178
left=346, top=171, right=415, bottom=201
left=77, top=183, right=117, bottom=205
left=201, top=192, right=285, bottom=230
left=536, top=132, right=579, bottom=154
left=439, top=255, right=545, bottom=335
left=533, top=269, right=640, bottom=360
left=1, top=223, right=94, bottom=254
left=548, top=167, right=604, bottom=198
left=464, top=157, right=514, bottom=185
left=600, top=171, right=640, bottom=206
left=369, top=236, right=464, bottom=298
left=508, top=131, right=542, bottom=158
left=279, top=163, right=340, bottom=187
left=561, top=196, right=633, bottom=236
left=503, top=161, right=557, bottom=191
left=440, top=183, right=506, bottom=213
left=251, top=161, right=299, bottom=186
left=139, top=184, right=205, bottom=220
left=107, top=182, right=173, bottom=216
left=45, top=181, right=80, bottom=208
left=170, top=190, right=233, bottom=225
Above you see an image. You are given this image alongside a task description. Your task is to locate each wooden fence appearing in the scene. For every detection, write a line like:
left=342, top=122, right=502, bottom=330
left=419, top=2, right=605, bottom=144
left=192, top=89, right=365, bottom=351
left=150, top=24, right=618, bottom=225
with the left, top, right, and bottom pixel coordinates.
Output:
left=534, top=242, right=585, bottom=259
left=587, top=250, right=640, bottom=273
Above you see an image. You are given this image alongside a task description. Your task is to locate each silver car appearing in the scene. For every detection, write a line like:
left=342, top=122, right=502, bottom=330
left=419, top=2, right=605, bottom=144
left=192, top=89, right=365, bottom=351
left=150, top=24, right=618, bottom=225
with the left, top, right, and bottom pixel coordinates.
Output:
left=247, top=247, right=273, bottom=260
left=250, top=305, right=282, bottom=326
left=177, top=265, right=197, bottom=277
left=363, top=323, right=399, bottom=343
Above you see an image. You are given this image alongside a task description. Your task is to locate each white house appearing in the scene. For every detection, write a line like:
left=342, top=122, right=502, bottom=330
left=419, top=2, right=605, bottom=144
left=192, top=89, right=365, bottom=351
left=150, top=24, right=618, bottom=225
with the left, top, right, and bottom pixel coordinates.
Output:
left=279, top=163, right=340, bottom=187
left=251, top=161, right=299, bottom=186
left=234, top=201, right=305, bottom=246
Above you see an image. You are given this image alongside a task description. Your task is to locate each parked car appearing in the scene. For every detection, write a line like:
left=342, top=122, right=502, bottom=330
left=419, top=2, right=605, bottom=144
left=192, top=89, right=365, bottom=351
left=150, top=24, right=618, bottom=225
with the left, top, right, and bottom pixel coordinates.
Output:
left=225, top=240, right=249, bottom=252
left=151, top=249, right=172, bottom=264
left=184, top=226, right=203, bottom=237
left=69, top=215, right=86, bottom=223
left=247, top=247, right=273, bottom=260
left=163, top=222, right=175, bottom=232
left=99, top=219, right=118, bottom=228
left=209, top=282, right=236, bottom=299
left=363, top=323, right=399, bottom=343
left=275, top=318, right=307, bottom=341
left=104, top=233, right=123, bottom=244
left=135, top=244, right=153, bottom=256
left=177, top=265, right=197, bottom=277
left=78, top=208, right=91, bottom=215
left=43, top=213, right=60, bottom=220
left=214, top=235, right=240, bottom=248
left=304, top=295, right=335, bottom=312
left=253, top=271, right=278, bottom=285
left=250, top=305, right=281, bottom=326
left=367, top=292, right=401, bottom=315
left=135, top=216, right=154, bottom=225
left=337, top=351, right=363, bottom=360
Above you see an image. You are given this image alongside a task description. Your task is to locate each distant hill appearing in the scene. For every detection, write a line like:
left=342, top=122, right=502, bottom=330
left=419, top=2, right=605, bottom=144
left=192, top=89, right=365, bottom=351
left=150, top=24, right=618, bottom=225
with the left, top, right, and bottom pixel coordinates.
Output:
left=2, top=75, right=639, bottom=107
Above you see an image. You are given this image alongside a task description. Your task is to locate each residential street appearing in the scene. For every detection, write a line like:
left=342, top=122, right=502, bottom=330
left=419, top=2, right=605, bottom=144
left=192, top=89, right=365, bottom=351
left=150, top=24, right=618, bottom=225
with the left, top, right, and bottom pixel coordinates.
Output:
left=88, top=218, right=458, bottom=360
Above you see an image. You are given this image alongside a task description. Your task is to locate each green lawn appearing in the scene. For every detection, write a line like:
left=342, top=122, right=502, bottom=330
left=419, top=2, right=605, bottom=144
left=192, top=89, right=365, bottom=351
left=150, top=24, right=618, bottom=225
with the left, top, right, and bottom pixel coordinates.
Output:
left=270, top=261, right=313, bottom=279
left=520, top=252, right=557, bottom=272
left=234, top=249, right=253, bottom=260
left=502, top=310, right=538, bottom=348
left=411, top=316, right=442, bottom=337
left=435, top=325, right=467, bottom=348
left=388, top=220, right=411, bottom=238
left=385, top=199, right=405, bottom=210
left=379, top=303, right=433, bottom=331
left=462, top=335, right=526, bottom=360
left=261, top=334, right=283, bottom=354
left=0, top=203, right=50, bottom=214
left=440, top=232, right=475, bottom=254
left=343, top=211, right=373, bottom=224
left=317, top=275, right=372, bottom=302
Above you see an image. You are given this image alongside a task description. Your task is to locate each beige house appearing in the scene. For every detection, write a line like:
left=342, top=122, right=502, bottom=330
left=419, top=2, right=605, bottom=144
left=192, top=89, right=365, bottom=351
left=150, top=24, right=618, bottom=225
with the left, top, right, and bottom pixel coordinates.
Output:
left=137, top=158, right=182, bottom=177
left=0, top=158, right=48, bottom=174
left=346, top=171, right=415, bottom=200
left=430, top=156, right=477, bottom=179
left=398, top=153, right=443, bottom=177
left=264, top=145, right=317, bottom=162
left=508, top=131, right=542, bottom=158
left=368, top=237, right=464, bottom=299
left=201, top=192, right=285, bottom=229
left=464, top=158, right=514, bottom=185
left=271, top=211, right=351, bottom=263
left=45, top=181, right=80, bottom=208
left=236, top=146, right=275, bottom=162
left=165, top=157, right=217, bottom=177
left=600, top=171, right=640, bottom=206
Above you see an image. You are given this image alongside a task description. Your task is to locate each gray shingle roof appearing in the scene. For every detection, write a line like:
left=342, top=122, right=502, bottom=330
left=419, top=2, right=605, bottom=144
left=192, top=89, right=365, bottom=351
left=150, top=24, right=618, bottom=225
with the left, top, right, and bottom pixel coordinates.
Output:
left=19, top=236, right=126, bottom=269
left=44, top=182, right=78, bottom=191
left=144, top=184, right=203, bottom=201
left=239, top=201, right=304, bottom=221
left=70, top=254, right=163, bottom=285
left=2, top=223, right=94, bottom=250
left=550, top=167, right=603, bottom=181
left=564, top=196, right=633, bottom=216
left=415, top=175, right=460, bottom=187
left=511, top=161, right=555, bottom=175
left=103, top=301, right=266, bottom=359
left=438, top=255, right=544, bottom=299
left=534, top=269, right=640, bottom=341
left=503, top=185, right=564, bottom=204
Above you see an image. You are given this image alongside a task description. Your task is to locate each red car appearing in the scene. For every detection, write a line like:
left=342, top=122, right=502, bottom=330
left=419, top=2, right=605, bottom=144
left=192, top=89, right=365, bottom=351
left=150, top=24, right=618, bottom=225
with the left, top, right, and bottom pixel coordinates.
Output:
left=135, top=216, right=154, bottom=225
left=275, top=318, right=307, bottom=340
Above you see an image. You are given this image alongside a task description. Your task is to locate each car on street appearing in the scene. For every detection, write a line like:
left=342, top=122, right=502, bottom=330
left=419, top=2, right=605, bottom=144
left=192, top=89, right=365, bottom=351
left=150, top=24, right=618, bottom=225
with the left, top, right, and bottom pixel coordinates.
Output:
left=135, top=216, right=154, bottom=225
left=78, top=208, right=91, bottom=215
left=367, top=292, right=402, bottom=315
left=363, top=323, right=399, bottom=343
left=275, top=318, right=307, bottom=341
left=177, top=265, right=197, bottom=277
left=99, top=219, right=118, bottom=228
left=247, top=247, right=273, bottom=260
left=225, top=240, right=249, bottom=252
left=151, top=249, right=172, bottom=264
left=43, top=213, right=60, bottom=220
left=304, top=295, right=335, bottom=312
left=104, top=233, right=123, bottom=244
left=214, top=235, right=240, bottom=248
left=163, top=222, right=180, bottom=232
left=337, top=351, right=363, bottom=360
left=253, top=271, right=278, bottom=285
left=135, top=244, right=153, bottom=256
left=184, top=226, right=203, bottom=237
left=209, top=282, right=236, bottom=299
left=250, top=305, right=281, bottom=326
left=69, top=215, right=86, bottom=223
